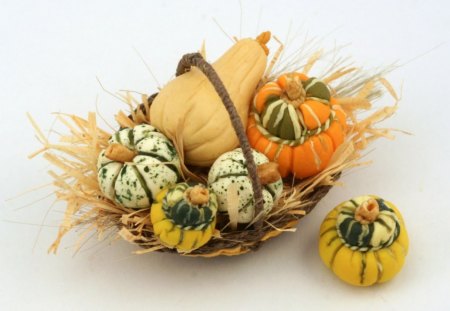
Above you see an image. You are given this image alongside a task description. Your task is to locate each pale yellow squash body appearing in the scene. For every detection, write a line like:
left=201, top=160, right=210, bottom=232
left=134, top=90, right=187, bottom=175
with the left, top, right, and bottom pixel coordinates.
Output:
left=150, top=38, right=268, bottom=166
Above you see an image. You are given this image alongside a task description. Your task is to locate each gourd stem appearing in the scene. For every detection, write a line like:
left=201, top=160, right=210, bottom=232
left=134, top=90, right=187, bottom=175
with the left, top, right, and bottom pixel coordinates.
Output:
left=355, top=198, right=380, bottom=225
left=282, top=73, right=306, bottom=108
left=185, top=186, right=209, bottom=206
left=257, top=162, right=281, bottom=185
left=105, top=143, right=136, bottom=163
left=175, top=53, right=265, bottom=229
left=255, top=31, right=271, bottom=56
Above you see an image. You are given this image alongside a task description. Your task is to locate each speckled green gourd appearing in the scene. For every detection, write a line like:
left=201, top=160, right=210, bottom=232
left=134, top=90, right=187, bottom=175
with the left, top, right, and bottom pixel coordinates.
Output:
left=207, top=148, right=283, bottom=223
left=97, top=124, right=181, bottom=209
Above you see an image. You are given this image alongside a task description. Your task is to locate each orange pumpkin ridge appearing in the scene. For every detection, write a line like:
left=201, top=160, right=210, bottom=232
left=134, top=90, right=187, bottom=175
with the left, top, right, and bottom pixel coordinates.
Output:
left=246, top=72, right=347, bottom=179
left=254, top=82, right=282, bottom=113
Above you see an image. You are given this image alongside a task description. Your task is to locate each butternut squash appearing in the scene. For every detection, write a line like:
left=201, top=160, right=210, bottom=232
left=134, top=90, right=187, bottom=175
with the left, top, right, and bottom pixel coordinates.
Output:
left=150, top=32, right=270, bottom=166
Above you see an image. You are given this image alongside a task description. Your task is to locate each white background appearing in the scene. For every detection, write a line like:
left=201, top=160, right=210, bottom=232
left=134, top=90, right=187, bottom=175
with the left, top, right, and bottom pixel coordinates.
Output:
left=1, top=1, right=449, bottom=310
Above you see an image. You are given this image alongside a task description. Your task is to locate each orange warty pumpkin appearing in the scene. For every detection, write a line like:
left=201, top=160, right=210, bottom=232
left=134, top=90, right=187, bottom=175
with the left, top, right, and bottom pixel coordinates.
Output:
left=247, top=72, right=347, bottom=179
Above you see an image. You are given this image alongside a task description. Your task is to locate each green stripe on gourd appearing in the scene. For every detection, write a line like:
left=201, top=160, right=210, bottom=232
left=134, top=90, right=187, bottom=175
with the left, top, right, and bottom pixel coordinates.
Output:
left=303, top=77, right=331, bottom=102
left=207, top=148, right=283, bottom=224
left=254, top=111, right=335, bottom=146
left=261, top=100, right=303, bottom=140
left=97, top=124, right=181, bottom=209
left=335, top=196, right=401, bottom=252
left=162, top=183, right=218, bottom=230
left=256, top=77, right=332, bottom=142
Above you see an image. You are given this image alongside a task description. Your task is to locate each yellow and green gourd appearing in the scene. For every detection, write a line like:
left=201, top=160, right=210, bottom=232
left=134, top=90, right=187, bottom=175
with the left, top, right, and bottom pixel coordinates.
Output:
left=151, top=182, right=218, bottom=252
left=319, top=195, right=409, bottom=286
left=97, top=124, right=181, bottom=209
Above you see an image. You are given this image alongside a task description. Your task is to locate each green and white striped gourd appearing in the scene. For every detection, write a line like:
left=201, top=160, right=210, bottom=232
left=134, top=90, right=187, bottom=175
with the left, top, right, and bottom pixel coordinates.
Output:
left=207, top=148, right=283, bottom=224
left=97, top=124, right=181, bottom=209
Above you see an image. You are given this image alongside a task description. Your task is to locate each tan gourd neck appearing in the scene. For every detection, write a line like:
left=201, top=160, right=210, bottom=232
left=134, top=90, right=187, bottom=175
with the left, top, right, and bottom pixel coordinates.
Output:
left=255, top=31, right=271, bottom=56
left=355, top=198, right=380, bottom=225
left=257, top=162, right=281, bottom=185
left=185, top=186, right=210, bottom=206
left=105, top=143, right=136, bottom=163
left=281, top=73, right=306, bottom=108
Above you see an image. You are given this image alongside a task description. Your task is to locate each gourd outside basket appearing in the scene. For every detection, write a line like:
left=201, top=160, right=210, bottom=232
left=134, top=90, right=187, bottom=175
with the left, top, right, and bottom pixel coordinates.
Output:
left=129, top=53, right=337, bottom=257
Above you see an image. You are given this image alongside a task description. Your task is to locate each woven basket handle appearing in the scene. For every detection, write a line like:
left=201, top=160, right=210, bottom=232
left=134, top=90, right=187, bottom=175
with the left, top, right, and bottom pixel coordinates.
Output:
left=175, top=53, right=265, bottom=228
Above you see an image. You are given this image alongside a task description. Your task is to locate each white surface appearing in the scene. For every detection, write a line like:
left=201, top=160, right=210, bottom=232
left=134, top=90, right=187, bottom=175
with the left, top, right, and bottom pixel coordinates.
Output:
left=1, top=0, right=449, bottom=310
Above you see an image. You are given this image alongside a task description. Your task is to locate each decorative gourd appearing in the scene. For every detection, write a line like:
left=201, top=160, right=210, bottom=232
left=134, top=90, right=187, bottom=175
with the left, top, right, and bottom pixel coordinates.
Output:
left=97, top=124, right=181, bottom=209
left=150, top=32, right=271, bottom=167
left=151, top=182, right=218, bottom=252
left=208, top=148, right=283, bottom=224
left=318, top=195, right=409, bottom=286
left=247, top=72, right=347, bottom=178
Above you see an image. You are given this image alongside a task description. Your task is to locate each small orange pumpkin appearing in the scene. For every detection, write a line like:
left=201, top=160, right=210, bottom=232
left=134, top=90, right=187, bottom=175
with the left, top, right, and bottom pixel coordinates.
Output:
left=247, top=72, right=347, bottom=178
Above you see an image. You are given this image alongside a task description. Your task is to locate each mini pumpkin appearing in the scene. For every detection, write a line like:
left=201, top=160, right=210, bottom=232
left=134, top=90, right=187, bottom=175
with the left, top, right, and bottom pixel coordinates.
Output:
left=97, top=124, right=181, bottom=209
left=319, top=195, right=409, bottom=286
left=247, top=72, right=347, bottom=178
left=151, top=182, right=218, bottom=252
left=208, top=148, right=283, bottom=224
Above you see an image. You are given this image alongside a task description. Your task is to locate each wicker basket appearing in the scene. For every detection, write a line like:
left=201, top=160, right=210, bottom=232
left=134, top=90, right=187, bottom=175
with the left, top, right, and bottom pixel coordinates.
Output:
left=30, top=46, right=398, bottom=258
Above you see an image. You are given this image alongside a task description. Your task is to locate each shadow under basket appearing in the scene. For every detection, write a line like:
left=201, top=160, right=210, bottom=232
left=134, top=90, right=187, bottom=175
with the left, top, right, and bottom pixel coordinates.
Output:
left=120, top=53, right=340, bottom=257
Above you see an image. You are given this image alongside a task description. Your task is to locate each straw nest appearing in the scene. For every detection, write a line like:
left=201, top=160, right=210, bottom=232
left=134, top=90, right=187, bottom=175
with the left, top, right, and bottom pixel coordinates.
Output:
left=29, top=38, right=400, bottom=257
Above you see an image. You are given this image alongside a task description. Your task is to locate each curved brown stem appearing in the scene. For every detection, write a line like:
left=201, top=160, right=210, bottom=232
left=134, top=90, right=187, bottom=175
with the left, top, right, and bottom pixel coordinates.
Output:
left=282, top=73, right=306, bottom=108
left=355, top=198, right=380, bottom=225
left=105, top=143, right=136, bottom=163
left=175, top=53, right=265, bottom=229
left=185, top=185, right=209, bottom=206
